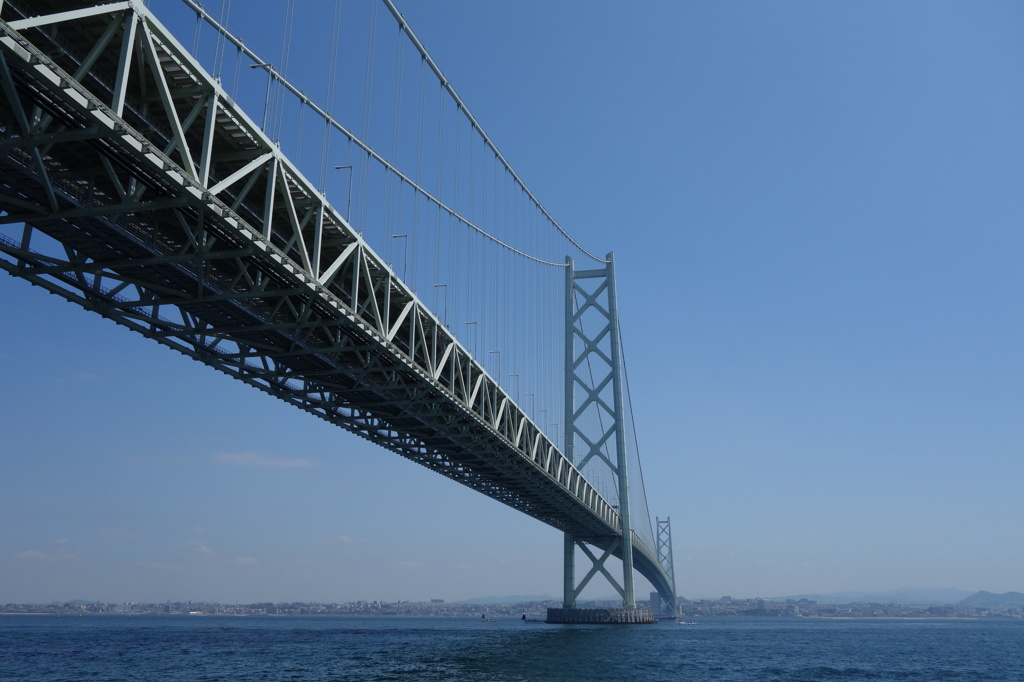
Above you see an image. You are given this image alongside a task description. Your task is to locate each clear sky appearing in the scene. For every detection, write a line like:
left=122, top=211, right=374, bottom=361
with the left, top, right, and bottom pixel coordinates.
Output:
left=2, top=1, right=1022, bottom=604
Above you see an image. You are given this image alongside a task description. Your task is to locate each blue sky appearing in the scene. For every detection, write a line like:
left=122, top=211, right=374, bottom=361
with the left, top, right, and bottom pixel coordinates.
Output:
left=2, top=1, right=1022, bottom=603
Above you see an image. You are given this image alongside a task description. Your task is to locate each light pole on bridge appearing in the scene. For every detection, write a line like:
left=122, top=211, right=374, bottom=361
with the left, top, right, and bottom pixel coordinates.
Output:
left=488, top=350, right=501, bottom=386
left=464, top=321, right=477, bottom=356
left=249, top=62, right=273, bottom=134
left=333, top=165, right=354, bottom=222
left=433, top=284, right=448, bottom=326
left=391, top=234, right=408, bottom=281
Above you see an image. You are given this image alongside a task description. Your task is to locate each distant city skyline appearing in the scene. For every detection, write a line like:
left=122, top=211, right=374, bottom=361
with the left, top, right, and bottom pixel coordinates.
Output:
left=9, top=582, right=1024, bottom=608
left=5, top=588, right=1024, bottom=621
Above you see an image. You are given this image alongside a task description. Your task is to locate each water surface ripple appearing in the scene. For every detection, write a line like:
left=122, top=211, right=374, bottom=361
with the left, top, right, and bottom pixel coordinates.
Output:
left=1, top=615, right=1021, bottom=681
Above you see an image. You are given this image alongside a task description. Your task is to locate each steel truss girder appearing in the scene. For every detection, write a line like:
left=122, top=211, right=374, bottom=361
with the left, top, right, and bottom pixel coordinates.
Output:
left=0, top=1, right=637, bottom=549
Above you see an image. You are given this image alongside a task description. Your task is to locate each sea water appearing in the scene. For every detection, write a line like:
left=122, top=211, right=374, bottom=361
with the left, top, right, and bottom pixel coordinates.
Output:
left=1, top=615, right=1021, bottom=680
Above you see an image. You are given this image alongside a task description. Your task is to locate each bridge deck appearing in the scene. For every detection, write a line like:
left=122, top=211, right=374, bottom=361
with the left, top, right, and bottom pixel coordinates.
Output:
left=0, top=0, right=673, bottom=601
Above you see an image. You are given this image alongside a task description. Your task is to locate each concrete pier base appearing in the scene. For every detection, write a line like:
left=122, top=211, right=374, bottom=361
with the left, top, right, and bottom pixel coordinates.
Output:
left=546, top=607, right=655, bottom=624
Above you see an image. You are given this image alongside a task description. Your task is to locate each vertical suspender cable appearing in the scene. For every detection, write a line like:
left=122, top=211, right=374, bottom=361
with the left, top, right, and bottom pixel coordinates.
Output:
left=384, top=23, right=403, bottom=265
left=357, top=1, right=377, bottom=233
left=412, top=56, right=425, bottom=287
left=191, top=9, right=201, bottom=55
left=434, top=80, right=443, bottom=308
left=214, top=0, right=231, bottom=80
left=319, top=0, right=343, bottom=193
left=295, top=100, right=305, bottom=167
left=231, top=45, right=241, bottom=99
left=273, top=0, right=295, bottom=142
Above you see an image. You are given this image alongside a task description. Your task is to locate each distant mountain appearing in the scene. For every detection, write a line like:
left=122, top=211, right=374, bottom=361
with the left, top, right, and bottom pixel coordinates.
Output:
left=772, top=588, right=974, bottom=606
left=459, top=594, right=558, bottom=605
left=958, top=591, right=1024, bottom=607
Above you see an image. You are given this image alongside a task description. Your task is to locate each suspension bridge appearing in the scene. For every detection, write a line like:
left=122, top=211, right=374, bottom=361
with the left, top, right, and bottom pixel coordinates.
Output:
left=0, top=0, right=677, bottom=621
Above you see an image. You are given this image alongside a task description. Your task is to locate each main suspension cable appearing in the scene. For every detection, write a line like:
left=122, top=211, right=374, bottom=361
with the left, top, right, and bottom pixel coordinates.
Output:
left=379, top=0, right=607, bottom=264
left=177, top=0, right=602, bottom=268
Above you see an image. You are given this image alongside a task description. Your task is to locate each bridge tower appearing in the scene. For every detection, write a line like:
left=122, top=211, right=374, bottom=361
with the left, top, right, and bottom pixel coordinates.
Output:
left=657, top=517, right=680, bottom=616
left=556, top=252, right=650, bottom=622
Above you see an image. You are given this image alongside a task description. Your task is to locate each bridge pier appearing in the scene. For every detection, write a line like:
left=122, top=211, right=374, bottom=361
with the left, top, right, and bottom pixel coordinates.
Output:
left=546, top=607, right=655, bottom=625
left=563, top=532, right=575, bottom=608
